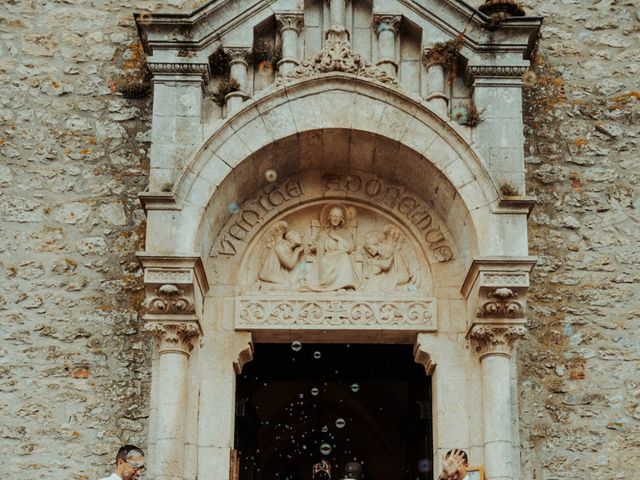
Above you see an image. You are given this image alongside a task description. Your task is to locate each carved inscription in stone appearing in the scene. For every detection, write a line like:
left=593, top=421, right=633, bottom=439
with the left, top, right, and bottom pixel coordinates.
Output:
left=217, top=180, right=303, bottom=255
left=236, top=295, right=436, bottom=330
left=321, top=173, right=453, bottom=261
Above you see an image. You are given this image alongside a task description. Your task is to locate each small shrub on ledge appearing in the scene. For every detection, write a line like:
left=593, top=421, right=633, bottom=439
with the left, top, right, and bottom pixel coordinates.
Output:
left=213, top=78, right=241, bottom=106
left=479, top=0, right=526, bottom=25
left=422, top=33, right=464, bottom=83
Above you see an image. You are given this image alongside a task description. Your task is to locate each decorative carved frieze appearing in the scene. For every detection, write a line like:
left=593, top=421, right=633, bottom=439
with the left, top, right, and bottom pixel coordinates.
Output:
left=280, top=40, right=396, bottom=85
left=275, top=13, right=304, bottom=33
left=236, top=295, right=436, bottom=330
left=467, top=65, right=528, bottom=78
left=145, top=322, right=200, bottom=355
left=147, top=62, right=211, bottom=82
left=467, top=324, right=526, bottom=359
left=373, top=14, right=402, bottom=34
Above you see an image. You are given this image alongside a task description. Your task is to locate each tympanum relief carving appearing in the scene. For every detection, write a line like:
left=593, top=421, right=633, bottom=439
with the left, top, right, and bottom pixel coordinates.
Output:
left=253, top=202, right=421, bottom=294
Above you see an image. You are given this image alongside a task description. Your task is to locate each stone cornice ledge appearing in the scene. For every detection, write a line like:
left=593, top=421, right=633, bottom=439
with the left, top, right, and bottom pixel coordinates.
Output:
left=137, top=253, right=209, bottom=296
left=461, top=256, right=537, bottom=299
left=138, top=190, right=181, bottom=213
left=493, top=195, right=536, bottom=216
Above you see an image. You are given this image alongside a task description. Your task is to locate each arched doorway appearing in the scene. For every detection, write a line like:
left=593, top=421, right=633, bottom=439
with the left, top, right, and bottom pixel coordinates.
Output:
left=235, top=343, right=432, bottom=480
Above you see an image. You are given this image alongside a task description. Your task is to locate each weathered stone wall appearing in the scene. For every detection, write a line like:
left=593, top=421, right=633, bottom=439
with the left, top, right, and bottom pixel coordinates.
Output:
left=513, top=0, right=640, bottom=478
left=0, top=1, right=156, bottom=478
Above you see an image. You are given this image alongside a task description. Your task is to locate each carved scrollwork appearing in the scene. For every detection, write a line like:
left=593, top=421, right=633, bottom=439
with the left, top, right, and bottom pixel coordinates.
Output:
left=280, top=40, right=397, bottom=85
left=468, top=325, right=526, bottom=359
left=477, top=287, right=523, bottom=318
left=144, top=322, right=200, bottom=355
left=146, top=284, right=196, bottom=314
left=236, top=295, right=436, bottom=330
left=276, top=13, right=304, bottom=33
left=373, top=14, right=402, bottom=35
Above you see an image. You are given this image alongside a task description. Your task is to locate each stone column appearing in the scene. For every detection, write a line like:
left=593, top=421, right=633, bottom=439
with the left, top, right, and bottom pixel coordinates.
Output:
left=145, top=321, right=200, bottom=480
left=138, top=254, right=209, bottom=480
left=326, top=0, right=349, bottom=42
left=461, top=258, right=536, bottom=480
left=468, top=325, right=525, bottom=480
left=465, top=64, right=529, bottom=191
left=223, top=47, right=252, bottom=115
left=421, top=49, right=448, bottom=116
left=276, top=13, right=304, bottom=76
left=147, top=62, right=209, bottom=192
left=373, top=14, right=401, bottom=78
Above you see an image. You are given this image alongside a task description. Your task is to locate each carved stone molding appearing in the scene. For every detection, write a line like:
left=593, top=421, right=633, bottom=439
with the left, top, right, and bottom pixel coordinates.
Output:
left=138, top=254, right=209, bottom=323
left=464, top=64, right=529, bottom=85
left=280, top=40, right=397, bottom=85
left=147, top=62, right=211, bottom=82
left=467, top=324, right=526, bottom=359
left=373, top=14, right=402, bottom=35
left=145, top=322, right=200, bottom=356
left=224, top=47, right=252, bottom=66
left=236, top=295, right=436, bottom=331
left=276, top=13, right=304, bottom=33
left=413, top=341, right=436, bottom=375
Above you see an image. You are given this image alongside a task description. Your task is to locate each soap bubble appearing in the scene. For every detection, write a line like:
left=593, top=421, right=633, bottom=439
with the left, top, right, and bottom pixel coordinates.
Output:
left=319, top=443, right=332, bottom=455
left=228, top=202, right=240, bottom=214
left=291, top=341, right=302, bottom=352
left=299, top=393, right=304, bottom=399
left=265, top=169, right=278, bottom=182
left=418, top=458, right=432, bottom=473
left=311, top=387, right=319, bottom=396
left=321, top=425, right=329, bottom=433
left=313, top=351, right=321, bottom=360
left=350, top=383, right=360, bottom=393
left=335, top=418, right=346, bottom=429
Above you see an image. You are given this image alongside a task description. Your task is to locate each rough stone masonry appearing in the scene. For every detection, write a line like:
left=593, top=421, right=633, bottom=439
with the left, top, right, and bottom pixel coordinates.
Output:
left=0, top=0, right=638, bottom=479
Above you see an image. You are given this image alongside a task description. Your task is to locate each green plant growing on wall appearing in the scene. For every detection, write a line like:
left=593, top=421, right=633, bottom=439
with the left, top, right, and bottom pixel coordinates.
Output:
left=479, top=0, right=526, bottom=26
left=210, top=46, right=230, bottom=75
left=422, top=33, right=464, bottom=83
left=500, top=181, right=521, bottom=196
left=213, top=78, right=241, bottom=106
left=253, top=38, right=282, bottom=69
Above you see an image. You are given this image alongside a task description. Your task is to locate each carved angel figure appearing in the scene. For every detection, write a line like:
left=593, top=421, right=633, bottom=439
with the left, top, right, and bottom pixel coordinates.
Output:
left=301, top=205, right=360, bottom=291
left=362, top=225, right=416, bottom=291
left=258, top=221, right=305, bottom=289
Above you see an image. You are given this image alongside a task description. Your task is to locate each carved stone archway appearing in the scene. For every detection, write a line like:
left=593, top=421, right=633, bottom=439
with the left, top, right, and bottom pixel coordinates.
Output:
left=135, top=1, right=540, bottom=479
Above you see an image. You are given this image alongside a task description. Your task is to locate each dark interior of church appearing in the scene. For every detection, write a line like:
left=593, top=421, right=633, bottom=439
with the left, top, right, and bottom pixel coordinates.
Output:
left=235, top=343, right=432, bottom=480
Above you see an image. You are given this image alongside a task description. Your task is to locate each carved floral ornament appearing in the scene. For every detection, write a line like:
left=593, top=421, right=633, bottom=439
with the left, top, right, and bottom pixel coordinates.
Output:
left=275, top=13, right=304, bottom=33
left=278, top=40, right=397, bottom=85
left=145, top=283, right=196, bottom=315
left=144, top=322, right=200, bottom=354
left=477, top=287, right=523, bottom=318
left=467, top=324, right=526, bottom=358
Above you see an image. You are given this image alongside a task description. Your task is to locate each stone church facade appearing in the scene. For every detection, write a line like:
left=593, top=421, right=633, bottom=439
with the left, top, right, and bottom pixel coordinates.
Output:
left=1, top=1, right=638, bottom=480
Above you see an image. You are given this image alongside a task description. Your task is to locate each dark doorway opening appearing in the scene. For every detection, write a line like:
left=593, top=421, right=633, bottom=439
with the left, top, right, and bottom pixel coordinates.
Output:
left=235, top=343, right=433, bottom=480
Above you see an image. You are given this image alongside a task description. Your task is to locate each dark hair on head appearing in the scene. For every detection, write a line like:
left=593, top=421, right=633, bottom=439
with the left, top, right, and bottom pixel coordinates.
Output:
left=116, top=445, right=144, bottom=463
left=445, top=449, right=468, bottom=465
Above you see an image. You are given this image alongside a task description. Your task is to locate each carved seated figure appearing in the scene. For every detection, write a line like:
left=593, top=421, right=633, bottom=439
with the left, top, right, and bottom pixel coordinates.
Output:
left=301, top=205, right=360, bottom=291
left=258, top=221, right=305, bottom=289
left=362, top=225, right=415, bottom=291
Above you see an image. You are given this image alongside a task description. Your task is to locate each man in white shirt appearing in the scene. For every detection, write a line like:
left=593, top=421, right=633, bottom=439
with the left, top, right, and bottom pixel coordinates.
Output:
left=98, top=445, right=146, bottom=480
left=437, top=448, right=469, bottom=480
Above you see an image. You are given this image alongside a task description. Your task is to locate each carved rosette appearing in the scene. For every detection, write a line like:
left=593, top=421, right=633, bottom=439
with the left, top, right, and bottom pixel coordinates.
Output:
left=468, top=325, right=526, bottom=359
left=280, top=40, right=397, bottom=85
left=373, top=14, right=402, bottom=35
left=145, top=322, right=200, bottom=355
left=276, top=13, right=304, bottom=33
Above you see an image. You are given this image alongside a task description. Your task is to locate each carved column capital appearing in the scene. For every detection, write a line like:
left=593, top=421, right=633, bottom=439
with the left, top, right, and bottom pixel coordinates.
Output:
left=223, top=46, right=253, bottom=67
left=147, top=62, right=211, bottom=84
left=468, top=324, right=526, bottom=359
left=138, top=254, right=209, bottom=325
left=145, top=322, right=200, bottom=356
left=373, top=14, right=402, bottom=35
left=276, top=12, right=304, bottom=33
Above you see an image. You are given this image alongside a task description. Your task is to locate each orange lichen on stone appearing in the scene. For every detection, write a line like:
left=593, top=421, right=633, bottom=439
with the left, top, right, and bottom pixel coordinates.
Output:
left=574, top=138, right=587, bottom=147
